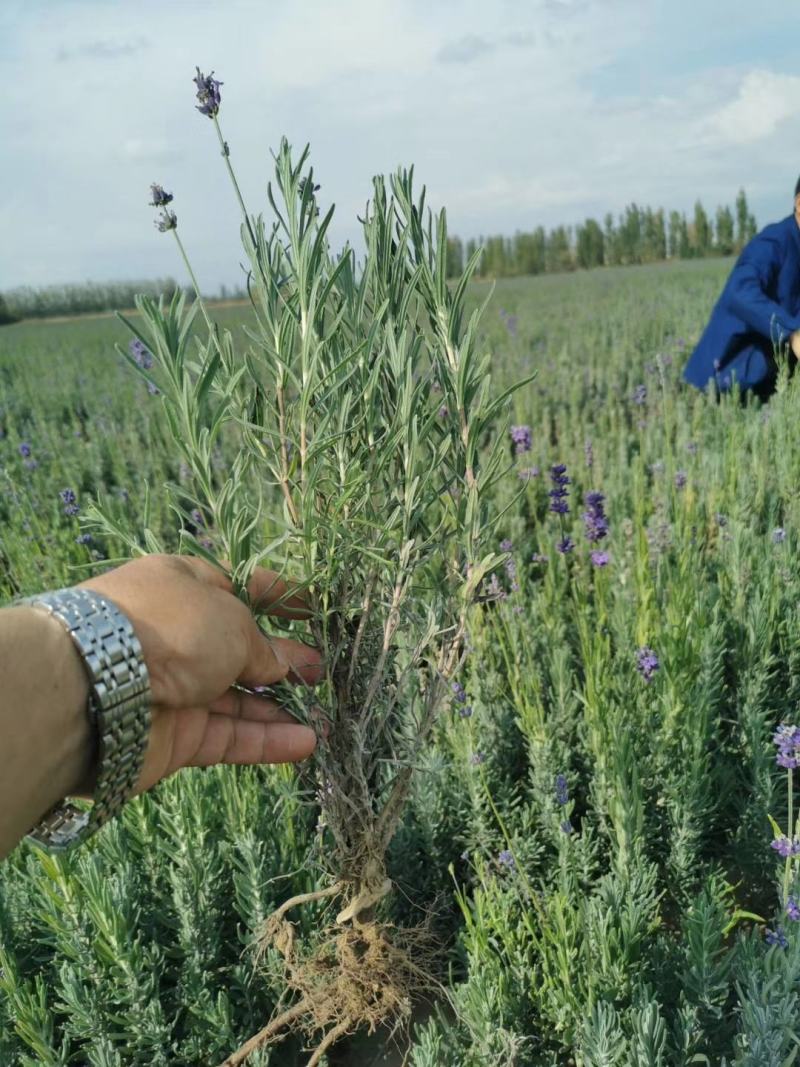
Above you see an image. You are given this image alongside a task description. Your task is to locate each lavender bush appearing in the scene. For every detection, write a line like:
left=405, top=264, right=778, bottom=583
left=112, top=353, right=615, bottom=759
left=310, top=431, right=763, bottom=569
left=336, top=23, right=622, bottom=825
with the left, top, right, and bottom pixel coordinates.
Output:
left=80, top=70, right=532, bottom=1065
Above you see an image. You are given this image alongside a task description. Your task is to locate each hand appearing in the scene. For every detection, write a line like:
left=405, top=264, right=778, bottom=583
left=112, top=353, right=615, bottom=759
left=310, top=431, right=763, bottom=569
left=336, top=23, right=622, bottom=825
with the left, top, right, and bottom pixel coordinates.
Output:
left=791, top=330, right=800, bottom=360
left=75, top=554, right=324, bottom=798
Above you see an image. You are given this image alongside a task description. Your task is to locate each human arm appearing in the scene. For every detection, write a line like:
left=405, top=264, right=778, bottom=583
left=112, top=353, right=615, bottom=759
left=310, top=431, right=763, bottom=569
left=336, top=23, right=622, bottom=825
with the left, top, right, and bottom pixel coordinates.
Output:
left=0, top=554, right=323, bottom=861
left=726, top=233, right=800, bottom=347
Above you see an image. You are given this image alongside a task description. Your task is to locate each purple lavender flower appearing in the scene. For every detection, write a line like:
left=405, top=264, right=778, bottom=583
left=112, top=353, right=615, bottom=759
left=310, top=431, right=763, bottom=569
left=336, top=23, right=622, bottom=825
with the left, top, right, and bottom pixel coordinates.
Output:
left=770, top=837, right=800, bottom=858
left=155, top=210, right=177, bottom=232
left=773, top=723, right=800, bottom=768
left=459, top=704, right=473, bottom=718
left=632, top=384, right=647, bottom=405
left=498, top=849, right=515, bottom=869
left=149, top=184, right=173, bottom=207
left=584, top=439, right=593, bottom=469
left=438, top=405, right=449, bottom=418
left=549, top=463, right=570, bottom=514
left=147, top=381, right=161, bottom=396
left=591, top=550, right=610, bottom=567
left=773, top=528, right=787, bottom=544
left=674, top=470, right=687, bottom=490
left=500, top=538, right=513, bottom=552
left=686, top=441, right=698, bottom=455
left=510, top=425, right=532, bottom=454
left=486, top=573, right=507, bottom=601
left=766, top=927, right=789, bottom=948
left=75, top=533, right=93, bottom=545
left=470, top=751, right=486, bottom=766
left=555, top=774, right=569, bottom=805
left=583, top=491, right=609, bottom=544
left=787, top=898, right=800, bottom=921
left=129, top=338, right=154, bottom=370
left=560, top=819, right=573, bottom=835
left=452, top=681, right=467, bottom=704
left=194, top=67, right=222, bottom=117
left=636, top=647, right=660, bottom=683
left=18, top=442, right=31, bottom=458
left=190, top=508, right=204, bottom=528
left=60, top=488, right=79, bottom=516
left=716, top=514, right=728, bottom=527
left=518, top=466, right=539, bottom=481
left=556, top=536, right=574, bottom=554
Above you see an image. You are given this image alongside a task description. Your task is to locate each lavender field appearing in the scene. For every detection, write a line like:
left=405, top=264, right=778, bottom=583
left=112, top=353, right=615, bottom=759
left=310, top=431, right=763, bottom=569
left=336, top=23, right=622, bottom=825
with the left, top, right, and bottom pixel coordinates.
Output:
left=2, top=253, right=800, bottom=1065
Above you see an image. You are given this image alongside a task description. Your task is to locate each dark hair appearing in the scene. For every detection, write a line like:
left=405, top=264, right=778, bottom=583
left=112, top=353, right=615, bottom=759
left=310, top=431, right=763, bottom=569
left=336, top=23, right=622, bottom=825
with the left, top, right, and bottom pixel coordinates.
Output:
left=795, top=175, right=800, bottom=198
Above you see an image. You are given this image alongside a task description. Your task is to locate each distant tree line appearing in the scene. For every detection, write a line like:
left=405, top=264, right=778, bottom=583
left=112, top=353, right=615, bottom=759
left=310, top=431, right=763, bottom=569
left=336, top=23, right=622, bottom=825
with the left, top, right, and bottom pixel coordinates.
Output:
left=446, top=189, right=759, bottom=279
left=0, top=278, right=183, bottom=322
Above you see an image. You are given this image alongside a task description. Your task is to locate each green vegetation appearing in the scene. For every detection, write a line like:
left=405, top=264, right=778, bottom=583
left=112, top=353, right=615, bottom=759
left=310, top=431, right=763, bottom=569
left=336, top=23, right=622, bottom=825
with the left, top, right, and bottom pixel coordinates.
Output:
left=448, top=187, right=759, bottom=278
left=0, top=278, right=182, bottom=322
left=2, top=258, right=800, bottom=1064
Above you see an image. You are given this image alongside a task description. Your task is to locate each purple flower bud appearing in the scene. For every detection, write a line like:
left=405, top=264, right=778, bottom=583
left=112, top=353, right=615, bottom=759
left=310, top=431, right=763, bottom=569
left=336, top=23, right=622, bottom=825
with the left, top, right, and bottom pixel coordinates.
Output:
left=555, top=774, right=569, bottom=805
left=770, top=837, right=800, bottom=858
left=470, top=751, right=486, bottom=766
left=636, top=647, right=659, bottom=683
left=149, top=184, right=174, bottom=207
left=60, top=488, right=79, bottom=516
left=674, top=470, right=687, bottom=490
left=510, top=425, right=532, bottom=454
left=129, top=338, right=154, bottom=370
left=556, top=537, right=574, bottom=554
left=766, top=927, right=789, bottom=948
left=500, top=538, right=513, bottom=552
left=194, top=67, right=223, bottom=118
left=773, top=528, right=787, bottom=544
left=497, top=849, right=515, bottom=869
left=632, top=384, right=647, bottom=405
left=560, top=819, right=573, bottom=835
left=591, top=550, right=610, bottom=567
left=18, top=442, right=31, bottom=458
left=75, top=533, right=93, bottom=545
left=787, top=898, right=800, bottom=921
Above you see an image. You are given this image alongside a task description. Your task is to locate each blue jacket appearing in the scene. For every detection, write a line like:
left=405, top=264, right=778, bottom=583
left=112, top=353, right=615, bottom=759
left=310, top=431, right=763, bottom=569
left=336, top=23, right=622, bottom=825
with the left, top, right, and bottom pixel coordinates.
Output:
left=683, top=214, right=800, bottom=393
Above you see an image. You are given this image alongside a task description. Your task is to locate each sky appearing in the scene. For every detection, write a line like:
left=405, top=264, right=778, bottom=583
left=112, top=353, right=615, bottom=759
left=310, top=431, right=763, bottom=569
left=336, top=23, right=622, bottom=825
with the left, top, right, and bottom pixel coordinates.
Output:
left=2, top=0, right=800, bottom=294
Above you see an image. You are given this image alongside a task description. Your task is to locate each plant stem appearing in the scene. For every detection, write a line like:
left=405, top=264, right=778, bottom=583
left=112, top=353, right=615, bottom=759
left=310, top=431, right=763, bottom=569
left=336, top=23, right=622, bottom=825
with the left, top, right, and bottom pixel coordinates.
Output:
left=170, top=230, right=216, bottom=339
left=212, top=116, right=258, bottom=254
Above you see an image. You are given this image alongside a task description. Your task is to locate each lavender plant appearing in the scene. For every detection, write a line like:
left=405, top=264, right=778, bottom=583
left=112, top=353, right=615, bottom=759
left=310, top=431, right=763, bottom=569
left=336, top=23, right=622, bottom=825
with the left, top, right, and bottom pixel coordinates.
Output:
left=84, top=69, right=532, bottom=1065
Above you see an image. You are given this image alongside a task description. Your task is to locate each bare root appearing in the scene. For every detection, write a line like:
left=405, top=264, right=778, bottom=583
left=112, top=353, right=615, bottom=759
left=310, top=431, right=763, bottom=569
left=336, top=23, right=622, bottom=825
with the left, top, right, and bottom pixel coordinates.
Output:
left=222, top=880, right=443, bottom=1067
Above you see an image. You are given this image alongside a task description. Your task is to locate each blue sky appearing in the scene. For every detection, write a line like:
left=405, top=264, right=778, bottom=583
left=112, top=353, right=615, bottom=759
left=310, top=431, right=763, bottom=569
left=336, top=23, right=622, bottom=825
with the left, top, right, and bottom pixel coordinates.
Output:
left=2, top=0, right=800, bottom=293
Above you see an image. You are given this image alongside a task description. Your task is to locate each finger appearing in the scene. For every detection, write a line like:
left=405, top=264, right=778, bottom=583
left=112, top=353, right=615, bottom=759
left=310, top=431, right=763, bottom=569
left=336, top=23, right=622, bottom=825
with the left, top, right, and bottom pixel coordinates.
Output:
left=261, top=634, right=325, bottom=685
left=208, top=688, right=301, bottom=723
left=187, top=716, right=317, bottom=767
left=238, top=629, right=325, bottom=689
left=191, top=556, right=313, bottom=619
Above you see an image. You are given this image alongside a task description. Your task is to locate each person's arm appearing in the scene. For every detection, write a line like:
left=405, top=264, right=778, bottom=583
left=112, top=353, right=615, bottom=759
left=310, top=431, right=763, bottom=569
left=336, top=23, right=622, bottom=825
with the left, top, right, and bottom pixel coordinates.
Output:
left=0, top=606, right=94, bottom=860
left=726, top=233, right=800, bottom=347
left=0, top=554, right=324, bottom=862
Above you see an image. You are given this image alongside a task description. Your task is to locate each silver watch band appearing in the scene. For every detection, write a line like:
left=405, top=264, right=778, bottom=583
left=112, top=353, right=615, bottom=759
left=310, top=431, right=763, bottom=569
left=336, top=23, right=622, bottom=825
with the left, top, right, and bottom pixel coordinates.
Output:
left=18, top=587, right=151, bottom=851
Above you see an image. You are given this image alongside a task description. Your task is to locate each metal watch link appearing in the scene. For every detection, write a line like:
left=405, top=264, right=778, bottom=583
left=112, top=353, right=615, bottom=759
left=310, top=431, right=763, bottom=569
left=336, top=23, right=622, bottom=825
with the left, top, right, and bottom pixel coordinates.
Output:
left=17, top=587, right=151, bottom=851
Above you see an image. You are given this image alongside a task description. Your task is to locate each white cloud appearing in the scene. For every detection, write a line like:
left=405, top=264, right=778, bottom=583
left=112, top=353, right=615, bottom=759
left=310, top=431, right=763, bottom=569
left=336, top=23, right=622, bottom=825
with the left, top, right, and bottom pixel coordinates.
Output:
left=1, top=1, right=799, bottom=292
left=706, top=70, right=800, bottom=146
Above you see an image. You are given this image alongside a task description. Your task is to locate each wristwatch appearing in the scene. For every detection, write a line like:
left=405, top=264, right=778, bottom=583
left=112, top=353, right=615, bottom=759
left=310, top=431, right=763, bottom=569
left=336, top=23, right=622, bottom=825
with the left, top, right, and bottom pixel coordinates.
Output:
left=17, top=587, right=151, bottom=851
